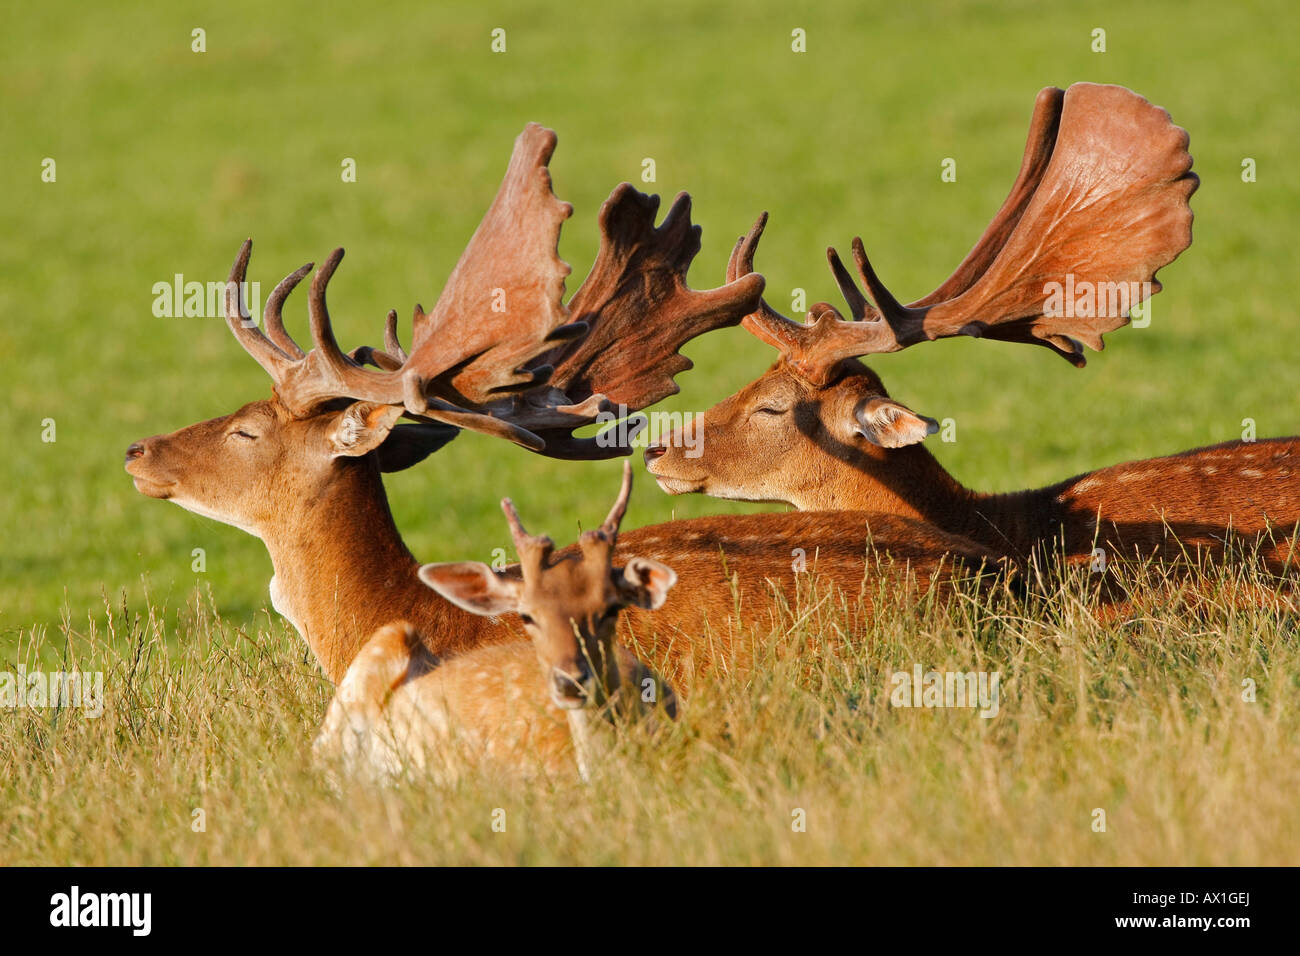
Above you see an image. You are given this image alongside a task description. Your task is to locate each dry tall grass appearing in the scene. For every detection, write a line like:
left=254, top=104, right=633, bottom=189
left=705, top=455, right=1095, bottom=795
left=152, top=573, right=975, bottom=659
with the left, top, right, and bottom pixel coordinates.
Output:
left=2, top=555, right=1297, bottom=866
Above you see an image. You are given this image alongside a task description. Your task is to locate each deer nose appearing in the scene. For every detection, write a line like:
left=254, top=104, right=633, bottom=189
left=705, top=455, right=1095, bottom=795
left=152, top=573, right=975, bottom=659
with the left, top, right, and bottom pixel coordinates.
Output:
left=125, top=440, right=148, bottom=463
left=551, top=660, right=592, bottom=706
left=643, top=441, right=667, bottom=464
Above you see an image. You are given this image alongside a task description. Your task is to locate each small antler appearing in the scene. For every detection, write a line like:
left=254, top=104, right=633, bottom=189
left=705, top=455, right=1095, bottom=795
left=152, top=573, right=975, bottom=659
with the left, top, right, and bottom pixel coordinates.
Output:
left=501, top=497, right=556, bottom=575
left=600, top=461, right=634, bottom=540
left=735, top=83, right=1199, bottom=384
left=577, top=461, right=634, bottom=561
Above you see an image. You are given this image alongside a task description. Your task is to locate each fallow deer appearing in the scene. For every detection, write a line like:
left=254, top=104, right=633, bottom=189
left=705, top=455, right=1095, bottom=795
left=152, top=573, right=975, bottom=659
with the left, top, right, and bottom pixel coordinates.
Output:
left=125, top=124, right=1003, bottom=691
left=646, top=85, right=1295, bottom=574
left=313, top=463, right=677, bottom=782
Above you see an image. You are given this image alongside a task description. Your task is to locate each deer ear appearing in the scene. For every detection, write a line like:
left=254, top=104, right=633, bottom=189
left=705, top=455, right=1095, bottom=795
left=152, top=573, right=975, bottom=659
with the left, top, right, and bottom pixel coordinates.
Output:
left=853, top=397, right=939, bottom=448
left=418, top=562, right=521, bottom=617
left=613, top=556, right=678, bottom=610
left=377, top=423, right=460, bottom=472
left=327, top=402, right=405, bottom=458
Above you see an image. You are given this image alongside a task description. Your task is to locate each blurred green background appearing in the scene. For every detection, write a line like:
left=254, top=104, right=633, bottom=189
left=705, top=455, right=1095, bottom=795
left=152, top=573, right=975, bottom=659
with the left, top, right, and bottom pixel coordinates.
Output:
left=2, top=0, right=1296, bottom=634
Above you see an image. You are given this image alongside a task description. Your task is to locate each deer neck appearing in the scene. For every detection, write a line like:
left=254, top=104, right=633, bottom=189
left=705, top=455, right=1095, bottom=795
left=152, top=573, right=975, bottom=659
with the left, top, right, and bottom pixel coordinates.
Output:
left=803, top=443, right=1060, bottom=559
left=957, top=485, right=1066, bottom=560
left=566, top=654, right=630, bottom=782
left=259, top=459, right=462, bottom=682
left=793, top=442, right=971, bottom=527
left=892, top=447, right=1064, bottom=559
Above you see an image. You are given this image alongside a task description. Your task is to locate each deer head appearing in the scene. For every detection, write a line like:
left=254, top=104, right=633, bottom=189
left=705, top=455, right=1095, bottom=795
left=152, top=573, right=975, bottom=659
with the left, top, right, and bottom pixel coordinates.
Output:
left=645, top=83, right=1198, bottom=513
left=418, top=463, right=676, bottom=709
left=124, top=125, right=581, bottom=532
left=126, top=122, right=764, bottom=525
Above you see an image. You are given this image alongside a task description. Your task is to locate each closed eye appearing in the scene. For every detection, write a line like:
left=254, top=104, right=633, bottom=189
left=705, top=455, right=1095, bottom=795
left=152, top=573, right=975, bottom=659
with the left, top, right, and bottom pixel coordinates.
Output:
left=228, top=429, right=259, bottom=441
left=754, top=406, right=787, bottom=416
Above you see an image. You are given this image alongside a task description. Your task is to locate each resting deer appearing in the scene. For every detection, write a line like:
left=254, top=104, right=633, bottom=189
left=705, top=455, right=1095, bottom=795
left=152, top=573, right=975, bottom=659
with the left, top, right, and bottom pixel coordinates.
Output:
left=125, top=124, right=1003, bottom=690
left=314, top=463, right=677, bottom=781
left=646, top=84, right=1295, bottom=574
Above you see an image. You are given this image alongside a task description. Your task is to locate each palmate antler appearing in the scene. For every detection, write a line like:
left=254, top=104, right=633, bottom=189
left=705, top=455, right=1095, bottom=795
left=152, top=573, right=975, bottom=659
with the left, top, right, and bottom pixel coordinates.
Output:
left=223, top=124, right=763, bottom=457
left=496, top=185, right=766, bottom=458
left=730, top=83, right=1199, bottom=384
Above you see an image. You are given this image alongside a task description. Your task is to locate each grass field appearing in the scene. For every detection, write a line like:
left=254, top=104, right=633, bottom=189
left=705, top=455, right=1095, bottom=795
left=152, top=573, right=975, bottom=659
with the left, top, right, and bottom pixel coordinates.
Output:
left=4, top=561, right=1298, bottom=865
left=2, top=0, right=1299, bottom=865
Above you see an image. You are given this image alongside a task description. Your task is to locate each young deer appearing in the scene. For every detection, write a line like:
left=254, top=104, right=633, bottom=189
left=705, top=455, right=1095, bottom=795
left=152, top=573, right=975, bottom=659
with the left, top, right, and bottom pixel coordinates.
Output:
left=645, top=85, right=1298, bottom=574
left=314, top=463, right=677, bottom=781
left=125, top=124, right=1002, bottom=690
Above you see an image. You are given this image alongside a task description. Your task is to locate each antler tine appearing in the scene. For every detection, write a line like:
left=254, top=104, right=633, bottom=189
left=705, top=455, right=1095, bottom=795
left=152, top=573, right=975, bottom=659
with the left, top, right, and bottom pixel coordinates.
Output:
left=726, top=210, right=765, bottom=282
left=306, top=248, right=355, bottom=377
left=262, top=262, right=312, bottom=359
left=223, top=240, right=293, bottom=380
left=725, top=215, right=770, bottom=286
left=824, top=245, right=878, bottom=324
left=846, top=238, right=930, bottom=343
left=725, top=236, right=742, bottom=284
left=848, top=239, right=907, bottom=319
left=350, top=310, right=405, bottom=371
left=600, top=461, right=634, bottom=541
left=500, top=497, right=554, bottom=570
left=728, top=213, right=820, bottom=360
left=500, top=496, right=532, bottom=545
left=384, top=309, right=408, bottom=363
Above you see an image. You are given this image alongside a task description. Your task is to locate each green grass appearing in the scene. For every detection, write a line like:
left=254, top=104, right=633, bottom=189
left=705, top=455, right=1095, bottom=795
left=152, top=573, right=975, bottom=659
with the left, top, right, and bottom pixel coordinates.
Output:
left=2, top=0, right=1299, bottom=864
